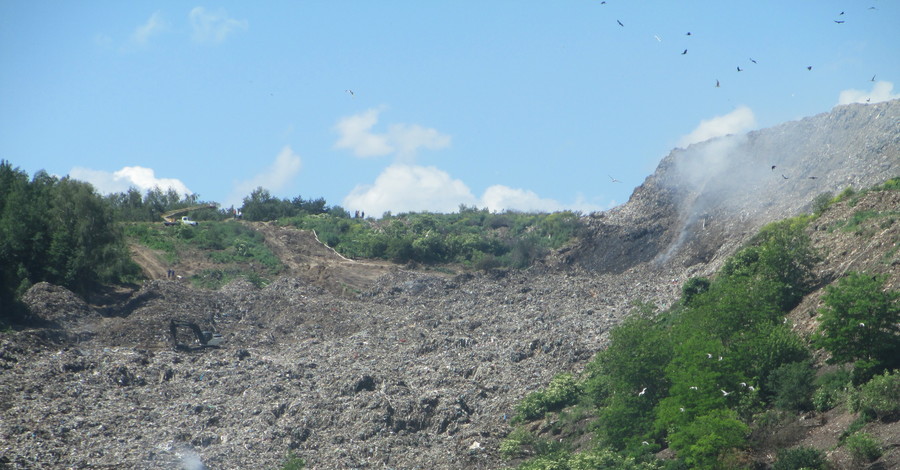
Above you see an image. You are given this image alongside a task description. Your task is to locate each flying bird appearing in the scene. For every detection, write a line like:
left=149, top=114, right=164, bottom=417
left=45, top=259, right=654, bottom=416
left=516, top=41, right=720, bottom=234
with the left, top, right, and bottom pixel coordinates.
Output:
left=638, top=387, right=647, bottom=396
left=609, top=175, right=621, bottom=183
left=345, top=89, right=355, bottom=97
left=680, top=407, right=685, bottom=412
left=617, top=19, right=624, bottom=27
left=737, top=66, right=743, bottom=72
left=871, top=75, right=876, bottom=82
left=808, top=176, right=818, bottom=180
left=654, top=34, right=662, bottom=42
left=750, top=58, right=757, bottom=64
left=706, top=353, right=713, bottom=359
left=807, top=66, right=813, bottom=71
left=834, top=20, right=845, bottom=24
left=839, top=11, right=845, bottom=15
left=689, top=386, right=699, bottom=390
left=721, top=390, right=731, bottom=396
left=682, top=49, right=688, bottom=55
left=686, top=32, right=692, bottom=36
left=782, top=174, right=789, bottom=179
left=859, top=322, right=866, bottom=327
left=740, top=382, right=747, bottom=387
left=715, top=79, right=720, bottom=88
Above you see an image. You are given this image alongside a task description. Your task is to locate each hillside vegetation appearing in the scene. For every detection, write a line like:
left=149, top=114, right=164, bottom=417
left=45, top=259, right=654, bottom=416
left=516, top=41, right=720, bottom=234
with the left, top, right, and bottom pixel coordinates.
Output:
left=500, top=179, right=900, bottom=470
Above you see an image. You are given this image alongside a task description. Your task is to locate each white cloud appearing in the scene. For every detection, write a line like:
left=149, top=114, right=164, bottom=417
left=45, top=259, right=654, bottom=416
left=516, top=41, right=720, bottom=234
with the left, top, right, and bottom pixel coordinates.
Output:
left=343, top=164, right=607, bottom=217
left=838, top=81, right=900, bottom=105
left=343, top=164, right=476, bottom=216
left=131, top=11, right=166, bottom=45
left=479, top=185, right=563, bottom=213
left=333, top=109, right=393, bottom=157
left=70, top=166, right=192, bottom=196
left=227, top=146, right=302, bottom=207
left=333, top=109, right=451, bottom=160
left=189, top=7, right=247, bottom=44
left=677, top=106, right=756, bottom=148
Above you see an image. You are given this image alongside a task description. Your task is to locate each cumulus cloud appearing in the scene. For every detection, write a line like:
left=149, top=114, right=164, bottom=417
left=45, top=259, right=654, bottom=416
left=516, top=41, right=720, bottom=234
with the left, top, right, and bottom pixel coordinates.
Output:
left=677, top=106, right=756, bottom=148
left=838, top=81, right=900, bottom=105
left=343, top=164, right=476, bottom=216
left=343, top=164, right=607, bottom=217
left=189, top=7, right=247, bottom=44
left=333, top=109, right=451, bottom=160
left=227, top=146, right=302, bottom=207
left=479, top=185, right=563, bottom=213
left=70, top=166, right=192, bottom=196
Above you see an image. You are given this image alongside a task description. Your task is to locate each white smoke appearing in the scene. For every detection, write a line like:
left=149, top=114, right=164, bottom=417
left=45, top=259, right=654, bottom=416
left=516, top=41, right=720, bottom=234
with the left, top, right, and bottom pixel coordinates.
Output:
left=177, top=449, right=206, bottom=470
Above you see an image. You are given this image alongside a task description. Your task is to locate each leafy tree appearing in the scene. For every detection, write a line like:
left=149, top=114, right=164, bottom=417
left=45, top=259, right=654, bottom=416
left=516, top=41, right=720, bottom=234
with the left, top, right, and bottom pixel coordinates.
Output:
left=813, top=273, right=900, bottom=370
left=767, top=361, right=815, bottom=411
left=667, top=409, right=748, bottom=470
left=773, top=446, right=826, bottom=470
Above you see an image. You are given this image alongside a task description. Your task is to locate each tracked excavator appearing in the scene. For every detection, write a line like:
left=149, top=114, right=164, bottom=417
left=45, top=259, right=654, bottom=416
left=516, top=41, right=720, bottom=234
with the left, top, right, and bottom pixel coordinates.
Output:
left=169, top=319, right=223, bottom=349
left=161, top=203, right=218, bottom=226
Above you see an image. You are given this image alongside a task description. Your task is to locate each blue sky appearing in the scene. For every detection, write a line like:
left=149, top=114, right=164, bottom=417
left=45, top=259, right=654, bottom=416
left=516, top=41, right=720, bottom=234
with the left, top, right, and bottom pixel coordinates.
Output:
left=2, top=1, right=898, bottom=216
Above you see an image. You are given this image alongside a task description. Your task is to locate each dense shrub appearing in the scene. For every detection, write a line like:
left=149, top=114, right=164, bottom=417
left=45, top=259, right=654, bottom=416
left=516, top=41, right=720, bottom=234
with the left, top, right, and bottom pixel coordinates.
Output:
left=844, top=432, right=882, bottom=463
left=667, top=409, right=749, bottom=470
left=773, top=446, right=826, bottom=470
left=812, top=368, right=852, bottom=412
left=813, top=272, right=900, bottom=372
left=515, top=374, right=580, bottom=422
left=848, top=370, right=900, bottom=421
left=768, top=361, right=815, bottom=411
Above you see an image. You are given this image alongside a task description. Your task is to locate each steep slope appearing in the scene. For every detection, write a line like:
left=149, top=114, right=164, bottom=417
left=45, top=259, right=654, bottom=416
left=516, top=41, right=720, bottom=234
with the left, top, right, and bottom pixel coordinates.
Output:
left=571, top=99, right=900, bottom=277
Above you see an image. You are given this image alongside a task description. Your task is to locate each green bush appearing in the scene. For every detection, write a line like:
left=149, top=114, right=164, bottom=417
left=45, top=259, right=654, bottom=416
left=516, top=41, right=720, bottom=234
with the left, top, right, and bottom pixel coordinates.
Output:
left=844, top=432, right=882, bottom=463
left=768, top=361, right=815, bottom=411
left=812, top=368, right=851, bottom=412
left=278, top=451, right=306, bottom=470
left=515, top=374, right=580, bottom=422
left=850, top=370, right=900, bottom=421
left=667, top=409, right=749, bottom=470
left=812, top=272, right=900, bottom=371
left=773, top=446, right=826, bottom=470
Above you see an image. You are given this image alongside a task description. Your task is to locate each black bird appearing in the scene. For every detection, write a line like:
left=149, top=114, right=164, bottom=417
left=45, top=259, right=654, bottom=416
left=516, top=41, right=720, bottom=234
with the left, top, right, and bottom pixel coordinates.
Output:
left=617, top=19, right=624, bottom=27
left=771, top=165, right=776, bottom=171
left=835, top=20, right=845, bottom=23
left=750, top=58, right=757, bottom=64
left=808, top=176, right=818, bottom=179
left=807, top=66, right=813, bottom=71
left=682, top=49, right=688, bottom=55
left=871, top=74, right=876, bottom=82
left=737, top=66, right=742, bottom=72
left=716, top=79, right=720, bottom=88
left=686, top=32, right=692, bottom=36
left=839, top=11, right=845, bottom=15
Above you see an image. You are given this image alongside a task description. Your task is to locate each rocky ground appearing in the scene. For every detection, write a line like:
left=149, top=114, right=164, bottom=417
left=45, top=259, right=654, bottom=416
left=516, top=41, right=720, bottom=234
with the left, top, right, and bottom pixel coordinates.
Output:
left=1, top=100, right=898, bottom=469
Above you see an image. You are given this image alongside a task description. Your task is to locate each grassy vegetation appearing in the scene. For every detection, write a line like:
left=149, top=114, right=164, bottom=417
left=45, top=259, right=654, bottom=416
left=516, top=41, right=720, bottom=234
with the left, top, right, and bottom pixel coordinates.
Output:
left=280, top=206, right=585, bottom=269
left=124, top=221, right=283, bottom=289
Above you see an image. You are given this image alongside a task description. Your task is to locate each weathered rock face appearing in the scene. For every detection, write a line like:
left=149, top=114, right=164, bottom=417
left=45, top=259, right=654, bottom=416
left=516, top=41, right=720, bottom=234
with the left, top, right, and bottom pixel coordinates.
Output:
left=1, top=101, right=897, bottom=469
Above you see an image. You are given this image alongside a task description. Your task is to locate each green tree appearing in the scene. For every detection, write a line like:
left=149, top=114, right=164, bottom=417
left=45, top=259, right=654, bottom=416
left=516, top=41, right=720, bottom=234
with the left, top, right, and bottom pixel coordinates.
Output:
left=667, top=409, right=748, bottom=470
left=813, top=273, right=900, bottom=370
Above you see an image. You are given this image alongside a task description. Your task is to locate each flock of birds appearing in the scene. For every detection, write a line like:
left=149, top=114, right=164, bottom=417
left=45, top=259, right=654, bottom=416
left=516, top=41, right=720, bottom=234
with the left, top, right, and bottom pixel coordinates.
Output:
left=599, top=2, right=880, bottom=90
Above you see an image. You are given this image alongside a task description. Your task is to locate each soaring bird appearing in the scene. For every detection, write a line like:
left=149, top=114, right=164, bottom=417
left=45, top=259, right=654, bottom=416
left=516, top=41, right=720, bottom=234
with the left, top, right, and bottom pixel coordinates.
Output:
left=617, top=19, right=624, bottom=27
left=609, top=175, right=621, bottom=183
left=689, top=386, right=699, bottom=390
left=771, top=165, right=777, bottom=170
left=345, top=89, right=355, bottom=97
left=782, top=174, right=790, bottom=180
left=835, top=20, right=845, bottom=23
left=839, top=11, right=845, bottom=15
left=737, top=66, right=743, bottom=72
left=807, top=66, right=813, bottom=70
left=721, top=390, right=731, bottom=396
left=716, top=79, right=720, bottom=88
left=707, top=353, right=713, bottom=359
left=682, top=49, right=688, bottom=55
left=750, top=58, right=757, bottom=64
left=686, top=32, right=692, bottom=36
left=638, top=387, right=647, bottom=396
left=871, top=74, right=877, bottom=82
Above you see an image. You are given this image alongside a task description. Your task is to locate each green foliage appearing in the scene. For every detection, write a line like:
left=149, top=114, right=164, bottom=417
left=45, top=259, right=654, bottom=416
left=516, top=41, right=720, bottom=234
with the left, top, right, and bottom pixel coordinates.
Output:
left=848, top=370, right=900, bottom=421
left=812, top=272, right=900, bottom=369
left=277, top=452, right=306, bottom=470
left=812, top=368, right=851, bottom=412
left=515, top=374, right=581, bottom=422
left=511, top=447, right=664, bottom=470
left=0, top=162, right=140, bottom=322
left=667, top=409, right=749, bottom=470
left=810, top=191, right=834, bottom=216
left=773, top=446, right=826, bottom=470
left=843, top=432, right=882, bottom=463
left=767, top=361, right=815, bottom=412
left=680, top=277, right=710, bottom=306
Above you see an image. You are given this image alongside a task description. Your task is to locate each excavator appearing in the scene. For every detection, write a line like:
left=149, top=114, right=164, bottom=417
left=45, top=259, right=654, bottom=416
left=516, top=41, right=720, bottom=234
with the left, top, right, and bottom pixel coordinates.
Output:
left=169, top=319, right=223, bottom=350
left=161, top=203, right=218, bottom=226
